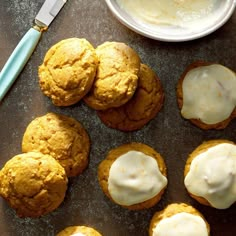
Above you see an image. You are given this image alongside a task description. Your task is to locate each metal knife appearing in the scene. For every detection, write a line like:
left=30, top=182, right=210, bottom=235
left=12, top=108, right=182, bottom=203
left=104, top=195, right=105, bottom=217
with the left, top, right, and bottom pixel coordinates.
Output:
left=0, top=0, right=67, bottom=102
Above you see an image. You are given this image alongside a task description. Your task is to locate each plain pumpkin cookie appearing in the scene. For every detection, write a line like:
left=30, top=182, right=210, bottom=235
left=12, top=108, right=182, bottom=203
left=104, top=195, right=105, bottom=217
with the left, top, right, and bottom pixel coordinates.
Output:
left=177, top=61, right=236, bottom=129
left=0, top=152, right=68, bottom=218
left=97, top=64, right=164, bottom=131
left=149, top=203, right=210, bottom=236
left=184, top=139, right=236, bottom=209
left=57, top=226, right=102, bottom=236
left=39, top=38, right=98, bottom=106
left=83, top=42, right=140, bottom=110
left=22, top=113, right=90, bottom=177
left=98, top=143, right=167, bottom=210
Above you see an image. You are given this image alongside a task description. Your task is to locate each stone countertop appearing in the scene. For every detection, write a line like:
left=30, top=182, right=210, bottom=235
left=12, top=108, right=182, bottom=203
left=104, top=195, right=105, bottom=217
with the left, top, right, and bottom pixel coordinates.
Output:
left=0, top=0, right=235, bottom=235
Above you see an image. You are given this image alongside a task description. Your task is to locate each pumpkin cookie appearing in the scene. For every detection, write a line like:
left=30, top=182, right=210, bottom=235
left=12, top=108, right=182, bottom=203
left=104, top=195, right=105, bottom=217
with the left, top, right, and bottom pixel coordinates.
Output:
left=149, top=203, right=210, bottom=236
left=184, top=139, right=236, bottom=209
left=22, top=113, right=90, bottom=177
left=84, top=42, right=140, bottom=110
left=39, top=38, right=98, bottom=106
left=57, top=226, right=102, bottom=236
left=97, top=64, right=164, bottom=131
left=98, top=143, right=167, bottom=210
left=0, top=152, right=68, bottom=218
left=177, top=61, right=236, bottom=129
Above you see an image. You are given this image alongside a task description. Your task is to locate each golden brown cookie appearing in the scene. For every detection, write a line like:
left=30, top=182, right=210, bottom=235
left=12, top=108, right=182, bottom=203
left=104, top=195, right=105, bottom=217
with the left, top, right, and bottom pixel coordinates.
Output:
left=149, top=203, right=210, bottom=236
left=177, top=61, right=236, bottom=129
left=57, top=226, right=102, bottom=236
left=97, top=64, right=164, bottom=131
left=83, top=42, right=140, bottom=110
left=184, top=139, right=235, bottom=207
left=22, top=113, right=90, bottom=177
left=0, top=152, right=68, bottom=218
left=39, top=38, right=98, bottom=106
left=98, top=143, right=167, bottom=210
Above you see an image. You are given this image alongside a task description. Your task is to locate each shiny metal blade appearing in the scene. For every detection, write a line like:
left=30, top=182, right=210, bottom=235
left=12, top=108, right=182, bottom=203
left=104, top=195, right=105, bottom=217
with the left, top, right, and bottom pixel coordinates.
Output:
left=35, top=0, right=67, bottom=28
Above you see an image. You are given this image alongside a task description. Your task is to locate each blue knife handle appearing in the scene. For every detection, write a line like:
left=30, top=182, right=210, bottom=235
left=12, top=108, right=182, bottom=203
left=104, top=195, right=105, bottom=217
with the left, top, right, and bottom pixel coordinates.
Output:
left=0, top=27, right=42, bottom=102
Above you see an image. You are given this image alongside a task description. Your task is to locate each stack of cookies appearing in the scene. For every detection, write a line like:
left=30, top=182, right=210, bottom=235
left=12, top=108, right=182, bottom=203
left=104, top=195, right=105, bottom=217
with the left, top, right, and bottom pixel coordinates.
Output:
left=39, top=38, right=164, bottom=131
left=0, top=112, right=90, bottom=218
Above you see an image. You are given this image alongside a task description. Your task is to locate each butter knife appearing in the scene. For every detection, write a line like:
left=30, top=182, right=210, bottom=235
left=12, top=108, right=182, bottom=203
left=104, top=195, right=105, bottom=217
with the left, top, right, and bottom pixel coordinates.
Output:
left=0, top=0, right=67, bottom=102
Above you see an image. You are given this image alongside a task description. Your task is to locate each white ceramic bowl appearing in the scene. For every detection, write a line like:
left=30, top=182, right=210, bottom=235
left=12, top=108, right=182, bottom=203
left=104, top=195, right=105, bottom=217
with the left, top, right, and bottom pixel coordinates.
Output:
left=105, top=0, right=236, bottom=42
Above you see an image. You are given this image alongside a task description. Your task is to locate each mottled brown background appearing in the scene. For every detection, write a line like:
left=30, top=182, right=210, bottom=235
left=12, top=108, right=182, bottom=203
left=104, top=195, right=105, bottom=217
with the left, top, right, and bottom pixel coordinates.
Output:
left=0, top=0, right=235, bottom=235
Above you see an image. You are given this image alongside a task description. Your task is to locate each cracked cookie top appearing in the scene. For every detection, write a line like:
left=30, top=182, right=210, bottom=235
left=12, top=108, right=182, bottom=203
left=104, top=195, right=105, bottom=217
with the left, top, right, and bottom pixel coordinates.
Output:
left=97, top=64, right=164, bottom=131
left=84, top=42, right=140, bottom=110
left=39, top=38, right=98, bottom=106
left=22, top=113, right=90, bottom=177
left=0, top=152, right=68, bottom=217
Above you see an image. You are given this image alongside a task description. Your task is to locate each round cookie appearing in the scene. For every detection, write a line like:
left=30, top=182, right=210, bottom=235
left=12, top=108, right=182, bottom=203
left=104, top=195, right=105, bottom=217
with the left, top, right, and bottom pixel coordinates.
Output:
left=149, top=203, right=210, bottom=236
left=184, top=139, right=236, bottom=209
left=39, top=38, right=98, bottom=106
left=98, top=143, right=167, bottom=210
left=22, top=112, right=90, bottom=177
left=0, top=152, right=68, bottom=218
left=57, top=226, right=102, bottom=236
left=97, top=64, right=164, bottom=131
left=84, top=42, right=140, bottom=110
left=177, top=61, right=236, bottom=129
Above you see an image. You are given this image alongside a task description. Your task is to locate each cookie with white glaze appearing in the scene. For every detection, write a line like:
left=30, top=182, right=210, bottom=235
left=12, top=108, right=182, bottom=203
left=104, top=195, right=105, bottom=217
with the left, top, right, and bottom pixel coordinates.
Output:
left=184, top=139, right=236, bottom=209
left=177, top=61, right=236, bottom=129
left=57, top=226, right=102, bottom=236
left=98, top=143, right=167, bottom=210
left=149, top=203, right=210, bottom=236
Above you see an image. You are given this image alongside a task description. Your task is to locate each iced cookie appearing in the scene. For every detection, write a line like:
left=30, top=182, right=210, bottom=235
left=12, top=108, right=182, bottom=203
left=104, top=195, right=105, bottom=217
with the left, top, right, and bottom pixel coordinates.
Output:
left=39, top=38, right=98, bottom=106
left=22, top=113, right=90, bottom=177
left=0, top=152, right=68, bottom=218
left=177, top=62, right=236, bottom=129
left=84, top=42, right=140, bottom=110
left=97, top=64, right=164, bottom=131
left=98, top=143, right=167, bottom=210
left=149, top=203, right=210, bottom=236
left=184, top=139, right=236, bottom=209
left=57, top=226, right=102, bottom=236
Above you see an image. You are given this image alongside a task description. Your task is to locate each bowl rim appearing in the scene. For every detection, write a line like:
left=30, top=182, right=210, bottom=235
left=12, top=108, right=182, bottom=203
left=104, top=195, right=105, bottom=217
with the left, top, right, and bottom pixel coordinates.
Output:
left=105, top=0, right=236, bottom=42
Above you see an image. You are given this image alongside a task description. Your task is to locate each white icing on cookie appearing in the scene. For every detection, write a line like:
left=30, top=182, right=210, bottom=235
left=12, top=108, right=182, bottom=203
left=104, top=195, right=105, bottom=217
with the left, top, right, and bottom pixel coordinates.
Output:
left=181, top=64, right=236, bottom=124
left=108, top=151, right=167, bottom=206
left=184, top=143, right=236, bottom=209
left=152, top=212, right=208, bottom=236
left=71, top=233, right=85, bottom=236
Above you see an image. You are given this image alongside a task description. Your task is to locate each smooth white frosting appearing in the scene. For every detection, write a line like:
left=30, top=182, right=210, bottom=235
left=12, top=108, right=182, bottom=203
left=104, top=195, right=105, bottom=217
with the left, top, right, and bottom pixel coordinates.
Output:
left=108, top=151, right=167, bottom=206
left=184, top=143, right=236, bottom=209
left=117, top=0, right=216, bottom=28
left=181, top=64, right=236, bottom=124
left=152, top=212, right=208, bottom=236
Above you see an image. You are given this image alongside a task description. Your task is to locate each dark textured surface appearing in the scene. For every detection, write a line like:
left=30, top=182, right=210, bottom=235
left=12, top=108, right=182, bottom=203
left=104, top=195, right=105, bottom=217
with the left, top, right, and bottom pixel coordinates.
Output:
left=0, top=0, right=235, bottom=235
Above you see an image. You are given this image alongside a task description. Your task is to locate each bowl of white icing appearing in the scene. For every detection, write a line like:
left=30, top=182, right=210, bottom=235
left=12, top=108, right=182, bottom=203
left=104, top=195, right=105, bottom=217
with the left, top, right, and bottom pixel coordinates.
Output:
left=105, top=0, right=236, bottom=42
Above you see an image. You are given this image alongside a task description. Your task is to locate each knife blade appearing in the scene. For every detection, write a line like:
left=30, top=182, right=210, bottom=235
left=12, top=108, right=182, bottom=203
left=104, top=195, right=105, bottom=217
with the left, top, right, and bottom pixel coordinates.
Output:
left=35, top=0, right=67, bottom=27
left=0, top=0, right=67, bottom=102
